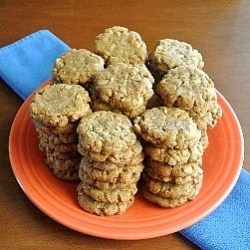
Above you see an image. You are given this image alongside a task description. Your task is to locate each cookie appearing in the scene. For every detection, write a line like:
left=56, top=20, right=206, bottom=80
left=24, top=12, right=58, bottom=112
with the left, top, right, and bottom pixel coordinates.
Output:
left=142, top=184, right=189, bottom=208
left=142, top=172, right=203, bottom=199
left=77, top=111, right=140, bottom=159
left=77, top=188, right=135, bottom=216
left=94, top=26, right=147, bottom=66
left=79, top=168, right=141, bottom=190
left=144, top=161, right=204, bottom=185
left=30, top=84, right=91, bottom=127
left=78, top=181, right=137, bottom=204
left=79, top=157, right=144, bottom=184
left=44, top=156, right=80, bottom=181
left=78, top=139, right=143, bottom=164
left=34, top=120, right=79, bottom=135
left=156, top=66, right=222, bottom=130
left=92, top=63, right=154, bottom=118
left=189, top=100, right=222, bottom=131
left=156, top=66, right=215, bottom=110
left=148, top=39, right=204, bottom=76
left=52, top=49, right=105, bottom=85
left=144, top=141, right=203, bottom=165
left=133, top=106, right=201, bottom=149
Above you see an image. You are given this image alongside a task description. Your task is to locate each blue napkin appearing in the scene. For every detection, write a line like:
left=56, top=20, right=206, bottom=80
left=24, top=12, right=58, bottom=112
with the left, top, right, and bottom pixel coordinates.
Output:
left=0, top=30, right=70, bottom=99
left=1, top=30, right=249, bottom=249
left=180, top=169, right=250, bottom=249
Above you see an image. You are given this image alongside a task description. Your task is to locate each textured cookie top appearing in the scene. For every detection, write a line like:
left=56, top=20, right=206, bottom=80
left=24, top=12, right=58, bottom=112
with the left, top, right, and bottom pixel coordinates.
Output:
left=77, top=111, right=138, bottom=154
left=52, top=49, right=104, bottom=84
left=30, top=84, right=91, bottom=127
left=94, top=26, right=147, bottom=66
left=156, top=66, right=216, bottom=111
left=133, top=107, right=201, bottom=148
left=148, top=39, right=204, bottom=74
left=93, top=63, right=154, bottom=118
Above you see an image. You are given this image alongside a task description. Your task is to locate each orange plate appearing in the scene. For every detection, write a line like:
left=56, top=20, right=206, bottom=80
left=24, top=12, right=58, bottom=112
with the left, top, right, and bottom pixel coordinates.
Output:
left=9, top=81, right=244, bottom=240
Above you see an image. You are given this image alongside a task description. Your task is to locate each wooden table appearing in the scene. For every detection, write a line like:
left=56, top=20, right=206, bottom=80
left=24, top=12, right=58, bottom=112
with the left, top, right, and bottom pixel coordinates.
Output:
left=1, top=1, right=249, bottom=249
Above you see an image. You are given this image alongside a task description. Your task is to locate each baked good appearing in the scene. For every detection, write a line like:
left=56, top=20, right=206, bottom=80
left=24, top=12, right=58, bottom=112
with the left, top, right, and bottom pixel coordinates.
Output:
left=156, top=66, right=222, bottom=130
left=77, top=187, right=135, bottom=216
left=78, top=181, right=137, bottom=203
left=92, top=63, right=154, bottom=119
left=144, top=142, right=203, bottom=165
left=30, top=84, right=91, bottom=127
left=52, top=49, right=104, bottom=85
left=148, top=38, right=204, bottom=76
left=94, top=26, right=147, bottom=66
left=133, top=106, right=201, bottom=149
left=79, top=157, right=144, bottom=184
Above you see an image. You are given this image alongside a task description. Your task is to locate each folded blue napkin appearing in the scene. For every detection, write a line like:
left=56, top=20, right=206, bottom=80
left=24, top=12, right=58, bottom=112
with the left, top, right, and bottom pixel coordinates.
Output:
left=1, top=30, right=249, bottom=249
left=0, top=30, right=70, bottom=99
left=180, top=169, right=250, bottom=249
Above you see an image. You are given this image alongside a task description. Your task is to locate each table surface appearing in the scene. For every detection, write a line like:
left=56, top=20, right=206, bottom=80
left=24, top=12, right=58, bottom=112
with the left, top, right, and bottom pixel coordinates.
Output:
left=1, top=0, right=249, bottom=249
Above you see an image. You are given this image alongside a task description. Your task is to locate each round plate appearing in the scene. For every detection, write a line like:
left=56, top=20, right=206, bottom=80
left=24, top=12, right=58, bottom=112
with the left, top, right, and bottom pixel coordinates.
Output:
left=9, top=81, right=244, bottom=240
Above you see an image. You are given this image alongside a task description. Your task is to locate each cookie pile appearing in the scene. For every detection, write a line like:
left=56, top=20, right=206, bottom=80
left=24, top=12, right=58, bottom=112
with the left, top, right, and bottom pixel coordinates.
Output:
left=76, top=111, right=144, bottom=216
left=149, top=39, right=222, bottom=149
left=30, top=26, right=223, bottom=215
left=134, top=107, right=204, bottom=207
left=30, top=84, right=92, bottom=181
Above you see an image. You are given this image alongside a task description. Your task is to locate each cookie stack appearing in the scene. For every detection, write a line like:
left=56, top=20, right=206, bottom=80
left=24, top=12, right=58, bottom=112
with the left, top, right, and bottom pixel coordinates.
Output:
left=77, top=111, right=144, bottom=216
left=133, top=107, right=204, bottom=208
left=156, top=65, right=222, bottom=149
left=30, top=84, right=92, bottom=181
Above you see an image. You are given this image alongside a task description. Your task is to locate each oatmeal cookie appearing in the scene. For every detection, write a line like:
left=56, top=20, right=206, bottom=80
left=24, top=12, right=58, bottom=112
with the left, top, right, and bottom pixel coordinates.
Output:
left=77, top=111, right=140, bottom=158
left=77, top=189, right=135, bottom=216
left=142, top=184, right=189, bottom=208
left=144, top=161, right=204, bottom=185
left=78, top=139, right=143, bottom=164
left=148, top=39, right=204, bottom=75
left=52, top=49, right=104, bottom=85
left=92, top=63, right=154, bottom=119
left=78, top=182, right=137, bottom=204
left=79, top=168, right=141, bottom=190
left=30, top=84, right=91, bottom=127
left=144, top=141, right=203, bottom=165
left=133, top=107, right=201, bottom=149
left=94, top=26, right=147, bottom=66
left=142, top=172, right=203, bottom=199
left=79, top=157, right=144, bottom=184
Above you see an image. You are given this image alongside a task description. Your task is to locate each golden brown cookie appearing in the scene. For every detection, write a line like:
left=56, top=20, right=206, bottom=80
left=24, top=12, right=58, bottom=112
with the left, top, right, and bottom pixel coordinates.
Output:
left=77, top=188, right=135, bottom=216
left=142, top=184, right=189, bottom=208
left=144, top=141, right=203, bottom=165
left=52, top=49, right=105, bottom=85
left=94, top=26, right=147, bottom=66
left=142, top=172, right=203, bottom=199
left=30, top=84, right=91, bottom=127
left=92, top=63, right=154, bottom=119
left=79, top=157, right=144, bottom=184
left=78, top=181, right=138, bottom=204
left=133, top=106, right=201, bottom=149
left=148, top=39, right=204, bottom=76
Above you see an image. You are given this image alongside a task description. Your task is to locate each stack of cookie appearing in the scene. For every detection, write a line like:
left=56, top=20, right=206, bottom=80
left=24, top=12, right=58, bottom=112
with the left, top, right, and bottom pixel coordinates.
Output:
left=77, top=111, right=144, bottom=216
left=133, top=106, right=204, bottom=208
left=148, top=38, right=222, bottom=149
left=30, top=84, right=92, bottom=181
left=156, top=65, right=222, bottom=149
